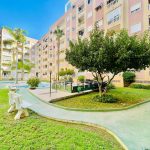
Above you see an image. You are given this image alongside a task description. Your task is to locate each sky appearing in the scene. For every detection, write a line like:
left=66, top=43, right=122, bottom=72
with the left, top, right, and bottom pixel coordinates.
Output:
left=0, top=0, right=68, bottom=40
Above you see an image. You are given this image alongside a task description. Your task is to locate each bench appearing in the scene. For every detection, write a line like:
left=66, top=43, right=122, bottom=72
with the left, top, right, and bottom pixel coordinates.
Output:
left=8, top=91, right=31, bottom=120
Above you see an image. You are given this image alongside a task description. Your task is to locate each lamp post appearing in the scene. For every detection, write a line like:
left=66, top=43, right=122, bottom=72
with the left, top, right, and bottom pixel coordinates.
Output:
left=50, top=71, right=52, bottom=97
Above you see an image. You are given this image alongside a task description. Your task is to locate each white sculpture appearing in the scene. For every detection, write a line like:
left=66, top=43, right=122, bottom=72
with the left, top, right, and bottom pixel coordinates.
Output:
left=8, top=91, right=16, bottom=113
left=13, top=93, right=29, bottom=120
left=8, top=90, right=30, bottom=120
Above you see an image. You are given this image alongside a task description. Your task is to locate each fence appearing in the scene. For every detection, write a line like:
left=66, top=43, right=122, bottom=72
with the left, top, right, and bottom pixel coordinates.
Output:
left=52, top=81, right=99, bottom=93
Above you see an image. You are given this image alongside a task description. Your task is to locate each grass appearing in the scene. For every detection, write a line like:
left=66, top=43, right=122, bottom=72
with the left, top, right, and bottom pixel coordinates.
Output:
left=53, top=88, right=150, bottom=110
left=0, top=89, right=123, bottom=150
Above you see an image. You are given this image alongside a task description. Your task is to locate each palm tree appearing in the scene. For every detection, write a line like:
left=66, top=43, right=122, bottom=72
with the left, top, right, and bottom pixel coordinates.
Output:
left=4, top=27, right=26, bottom=83
left=20, top=35, right=26, bottom=81
left=0, top=30, right=2, bottom=80
left=54, top=27, right=64, bottom=81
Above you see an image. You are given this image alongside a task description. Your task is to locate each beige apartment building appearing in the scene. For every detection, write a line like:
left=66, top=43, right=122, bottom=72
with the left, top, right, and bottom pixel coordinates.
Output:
left=34, top=0, right=150, bottom=86
left=0, top=28, right=37, bottom=80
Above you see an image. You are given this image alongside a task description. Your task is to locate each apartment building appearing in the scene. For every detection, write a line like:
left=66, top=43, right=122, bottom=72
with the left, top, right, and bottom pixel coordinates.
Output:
left=35, top=0, right=150, bottom=86
left=0, top=28, right=37, bottom=80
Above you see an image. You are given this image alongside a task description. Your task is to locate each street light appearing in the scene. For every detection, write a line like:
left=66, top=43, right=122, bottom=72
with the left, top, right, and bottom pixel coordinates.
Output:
left=50, top=71, right=52, bottom=97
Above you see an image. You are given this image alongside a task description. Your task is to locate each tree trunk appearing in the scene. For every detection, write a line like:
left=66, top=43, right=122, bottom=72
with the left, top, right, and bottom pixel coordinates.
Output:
left=21, top=44, right=24, bottom=81
left=57, top=40, right=60, bottom=81
left=15, top=43, right=19, bottom=84
left=0, top=31, right=2, bottom=80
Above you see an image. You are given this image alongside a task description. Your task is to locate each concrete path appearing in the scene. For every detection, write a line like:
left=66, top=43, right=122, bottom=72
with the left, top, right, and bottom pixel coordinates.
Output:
left=29, top=88, right=75, bottom=102
left=29, top=88, right=93, bottom=102
left=19, top=88, right=150, bottom=150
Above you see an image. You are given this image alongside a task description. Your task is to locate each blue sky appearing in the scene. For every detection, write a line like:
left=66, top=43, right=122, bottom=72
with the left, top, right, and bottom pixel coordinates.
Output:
left=0, top=0, right=68, bottom=39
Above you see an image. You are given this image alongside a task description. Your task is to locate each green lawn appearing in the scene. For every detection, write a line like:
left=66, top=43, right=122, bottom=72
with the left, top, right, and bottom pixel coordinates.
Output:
left=0, top=89, right=123, bottom=150
left=53, top=88, right=150, bottom=110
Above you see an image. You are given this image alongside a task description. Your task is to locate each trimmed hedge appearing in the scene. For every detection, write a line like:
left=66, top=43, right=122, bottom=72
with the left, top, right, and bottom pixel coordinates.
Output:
left=130, top=84, right=150, bottom=90
left=123, top=72, right=135, bottom=87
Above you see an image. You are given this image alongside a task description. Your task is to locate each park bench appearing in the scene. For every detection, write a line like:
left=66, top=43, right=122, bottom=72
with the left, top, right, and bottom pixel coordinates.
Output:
left=8, top=91, right=31, bottom=120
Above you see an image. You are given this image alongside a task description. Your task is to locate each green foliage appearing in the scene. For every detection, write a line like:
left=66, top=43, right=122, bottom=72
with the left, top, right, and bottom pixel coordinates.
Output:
left=4, top=27, right=26, bottom=43
left=93, top=94, right=118, bottom=103
left=18, top=60, right=34, bottom=72
left=54, top=27, right=64, bottom=41
left=59, top=68, right=74, bottom=76
left=130, top=84, right=150, bottom=89
left=66, top=27, right=150, bottom=93
left=123, top=72, right=136, bottom=87
left=78, top=75, right=85, bottom=82
left=27, top=77, right=40, bottom=88
left=107, top=83, right=115, bottom=90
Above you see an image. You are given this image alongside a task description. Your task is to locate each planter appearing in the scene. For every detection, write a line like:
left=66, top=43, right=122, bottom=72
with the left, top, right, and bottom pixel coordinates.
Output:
left=30, top=87, right=36, bottom=90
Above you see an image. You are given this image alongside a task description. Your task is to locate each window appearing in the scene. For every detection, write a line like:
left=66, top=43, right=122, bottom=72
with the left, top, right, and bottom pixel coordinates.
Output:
left=107, top=7, right=121, bottom=25
left=78, top=4, right=84, bottom=13
left=96, top=19, right=103, bottom=28
left=148, top=0, right=150, bottom=10
left=87, top=0, right=92, bottom=4
left=131, top=23, right=141, bottom=34
left=95, top=3, right=103, bottom=11
left=149, top=16, right=150, bottom=30
left=72, top=27, right=75, bottom=31
left=87, top=11, right=93, bottom=18
left=78, top=29, right=84, bottom=36
left=107, top=0, right=118, bottom=7
left=72, top=5, right=76, bottom=9
left=130, top=3, right=141, bottom=13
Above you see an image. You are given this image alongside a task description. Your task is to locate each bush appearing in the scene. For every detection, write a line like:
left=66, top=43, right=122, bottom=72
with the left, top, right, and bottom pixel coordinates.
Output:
left=123, top=72, right=135, bottom=87
left=93, top=94, right=118, bottom=103
left=78, top=76, right=85, bottom=83
left=107, top=83, right=115, bottom=90
left=27, top=77, right=40, bottom=88
left=130, top=84, right=150, bottom=90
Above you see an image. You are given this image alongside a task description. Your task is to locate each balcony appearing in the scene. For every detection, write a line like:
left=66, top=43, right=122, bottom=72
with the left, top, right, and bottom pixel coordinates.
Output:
left=107, top=0, right=119, bottom=7
left=78, top=4, right=84, bottom=14
left=108, top=15, right=120, bottom=25
left=78, top=29, right=84, bottom=37
left=78, top=16, right=85, bottom=26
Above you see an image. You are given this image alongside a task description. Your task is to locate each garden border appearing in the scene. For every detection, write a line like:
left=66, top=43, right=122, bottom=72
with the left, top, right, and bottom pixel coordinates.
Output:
left=28, top=89, right=150, bottom=112
left=32, top=109, right=128, bottom=150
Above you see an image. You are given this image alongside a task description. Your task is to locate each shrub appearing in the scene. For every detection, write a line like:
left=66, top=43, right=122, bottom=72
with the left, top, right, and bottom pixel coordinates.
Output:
left=130, top=84, right=150, bottom=90
left=107, top=83, right=115, bottom=90
left=78, top=76, right=85, bottom=83
left=93, top=94, right=118, bottom=103
left=27, top=77, right=40, bottom=88
left=123, top=72, right=135, bottom=87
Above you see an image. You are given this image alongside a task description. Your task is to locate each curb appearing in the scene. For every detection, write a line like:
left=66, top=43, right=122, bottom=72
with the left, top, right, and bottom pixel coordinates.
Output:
left=32, top=110, right=128, bottom=150
left=28, top=89, right=150, bottom=112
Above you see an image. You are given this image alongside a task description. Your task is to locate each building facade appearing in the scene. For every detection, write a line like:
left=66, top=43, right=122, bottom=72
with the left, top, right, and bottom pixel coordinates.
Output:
left=0, top=28, right=37, bottom=80
left=35, top=0, right=150, bottom=86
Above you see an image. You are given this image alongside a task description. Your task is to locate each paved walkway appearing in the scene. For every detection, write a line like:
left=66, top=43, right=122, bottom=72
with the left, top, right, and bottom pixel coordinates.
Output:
left=19, top=88, right=150, bottom=150
left=29, top=88, right=93, bottom=102
left=29, top=88, right=75, bottom=102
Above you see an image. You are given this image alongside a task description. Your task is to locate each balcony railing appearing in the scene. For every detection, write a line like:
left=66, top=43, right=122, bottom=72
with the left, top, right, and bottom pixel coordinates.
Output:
left=108, top=15, right=120, bottom=25
left=107, top=0, right=119, bottom=7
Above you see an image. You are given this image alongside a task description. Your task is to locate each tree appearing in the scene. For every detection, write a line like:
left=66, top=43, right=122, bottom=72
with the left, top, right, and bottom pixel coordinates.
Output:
left=4, top=27, right=26, bottom=83
left=0, top=30, right=2, bottom=80
left=54, top=27, right=64, bottom=81
left=18, top=60, right=34, bottom=73
left=66, top=27, right=150, bottom=95
left=59, top=68, right=74, bottom=81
